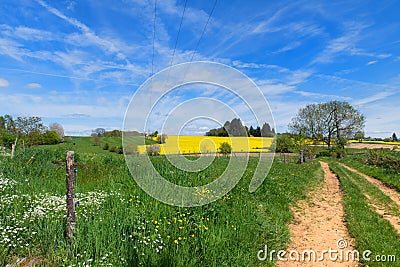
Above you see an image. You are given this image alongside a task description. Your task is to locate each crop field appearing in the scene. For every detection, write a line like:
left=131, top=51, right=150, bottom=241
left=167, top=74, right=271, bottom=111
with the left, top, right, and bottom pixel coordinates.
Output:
left=135, top=136, right=274, bottom=154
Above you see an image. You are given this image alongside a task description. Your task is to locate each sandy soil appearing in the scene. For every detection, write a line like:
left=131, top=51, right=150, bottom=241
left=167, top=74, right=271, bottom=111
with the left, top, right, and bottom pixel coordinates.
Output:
left=340, top=163, right=400, bottom=234
left=278, top=162, right=357, bottom=267
left=347, top=143, right=398, bottom=150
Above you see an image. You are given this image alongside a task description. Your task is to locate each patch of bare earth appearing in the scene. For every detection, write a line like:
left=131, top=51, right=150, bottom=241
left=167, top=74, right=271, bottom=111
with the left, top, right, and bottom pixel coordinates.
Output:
left=346, top=143, right=399, bottom=150
left=340, top=163, right=400, bottom=234
left=278, top=162, right=357, bottom=267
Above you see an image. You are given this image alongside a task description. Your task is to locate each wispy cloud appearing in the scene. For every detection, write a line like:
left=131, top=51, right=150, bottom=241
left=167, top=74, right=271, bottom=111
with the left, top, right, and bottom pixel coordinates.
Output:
left=26, top=83, right=41, bottom=89
left=294, top=90, right=351, bottom=101
left=0, top=77, right=9, bottom=87
left=367, top=60, right=378, bottom=65
left=273, top=41, right=302, bottom=53
left=311, top=22, right=368, bottom=64
left=353, top=91, right=395, bottom=106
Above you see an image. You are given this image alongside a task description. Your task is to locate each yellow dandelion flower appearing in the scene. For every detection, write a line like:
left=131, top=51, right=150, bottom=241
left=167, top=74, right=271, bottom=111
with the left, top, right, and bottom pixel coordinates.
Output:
left=167, top=235, right=170, bottom=238
left=191, top=234, right=195, bottom=238
left=167, top=222, right=171, bottom=225
left=178, top=219, right=183, bottom=223
left=174, top=240, right=178, bottom=244
left=204, top=226, right=208, bottom=231
left=178, top=237, right=182, bottom=240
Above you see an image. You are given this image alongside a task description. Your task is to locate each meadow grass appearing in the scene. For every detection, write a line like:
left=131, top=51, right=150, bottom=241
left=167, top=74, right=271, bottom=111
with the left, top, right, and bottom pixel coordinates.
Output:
left=0, top=145, right=321, bottom=266
left=329, top=162, right=400, bottom=266
left=340, top=157, right=400, bottom=192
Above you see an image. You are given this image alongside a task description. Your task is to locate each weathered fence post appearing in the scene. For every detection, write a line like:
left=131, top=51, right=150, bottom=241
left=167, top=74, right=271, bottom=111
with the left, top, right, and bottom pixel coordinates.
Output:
left=299, top=150, right=304, bottom=164
left=66, top=151, right=76, bottom=244
left=11, top=137, right=18, bottom=159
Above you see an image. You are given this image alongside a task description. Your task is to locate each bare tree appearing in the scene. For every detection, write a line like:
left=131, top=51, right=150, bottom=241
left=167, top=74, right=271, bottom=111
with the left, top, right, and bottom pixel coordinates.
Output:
left=50, top=122, right=65, bottom=142
left=93, top=128, right=106, bottom=137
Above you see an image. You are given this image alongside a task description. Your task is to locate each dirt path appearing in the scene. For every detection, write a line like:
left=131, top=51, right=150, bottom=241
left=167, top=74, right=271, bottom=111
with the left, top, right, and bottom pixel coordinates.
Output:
left=339, top=163, right=400, bottom=234
left=278, top=162, right=357, bottom=267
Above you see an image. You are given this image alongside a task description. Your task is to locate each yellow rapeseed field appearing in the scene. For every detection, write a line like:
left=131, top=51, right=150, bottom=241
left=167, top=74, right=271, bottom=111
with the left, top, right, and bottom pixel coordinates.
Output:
left=137, top=136, right=274, bottom=154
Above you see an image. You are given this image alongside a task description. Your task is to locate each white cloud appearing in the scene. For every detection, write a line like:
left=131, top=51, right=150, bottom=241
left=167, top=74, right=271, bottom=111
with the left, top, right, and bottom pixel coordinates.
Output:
left=367, top=60, right=378, bottom=65
left=26, top=83, right=42, bottom=89
left=274, top=41, right=302, bottom=53
left=353, top=91, right=395, bottom=106
left=0, top=78, right=9, bottom=87
left=311, top=22, right=368, bottom=64
left=294, top=90, right=351, bottom=101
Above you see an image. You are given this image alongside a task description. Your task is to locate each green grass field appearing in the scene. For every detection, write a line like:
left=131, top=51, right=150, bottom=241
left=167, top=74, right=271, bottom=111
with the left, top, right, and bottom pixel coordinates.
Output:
left=329, top=162, right=400, bottom=265
left=0, top=140, right=322, bottom=266
left=2, top=138, right=400, bottom=266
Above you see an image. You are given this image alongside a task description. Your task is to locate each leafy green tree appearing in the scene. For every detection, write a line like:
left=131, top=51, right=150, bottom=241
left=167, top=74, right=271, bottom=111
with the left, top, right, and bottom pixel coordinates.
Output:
left=276, top=134, right=294, bottom=153
left=355, top=131, right=365, bottom=143
left=39, top=131, right=61, bottom=145
left=392, top=132, right=398, bottom=141
left=4, top=114, right=15, bottom=134
left=218, top=142, right=232, bottom=156
left=289, top=101, right=365, bottom=148
left=0, top=116, right=5, bottom=132
left=261, top=122, right=275, bottom=137
left=1, top=132, right=16, bottom=148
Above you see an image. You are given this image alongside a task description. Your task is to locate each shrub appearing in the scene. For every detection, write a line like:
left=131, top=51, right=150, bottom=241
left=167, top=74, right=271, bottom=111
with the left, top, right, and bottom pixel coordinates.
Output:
left=218, top=142, right=232, bottom=156
left=276, top=134, right=294, bottom=153
left=300, top=145, right=317, bottom=162
left=146, top=145, right=160, bottom=156
left=365, top=149, right=400, bottom=172
left=103, top=143, right=109, bottom=150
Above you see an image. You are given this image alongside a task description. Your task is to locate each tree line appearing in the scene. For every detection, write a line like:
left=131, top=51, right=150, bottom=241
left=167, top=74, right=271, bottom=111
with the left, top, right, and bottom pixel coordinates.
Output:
left=0, top=114, right=64, bottom=148
left=205, top=118, right=275, bottom=137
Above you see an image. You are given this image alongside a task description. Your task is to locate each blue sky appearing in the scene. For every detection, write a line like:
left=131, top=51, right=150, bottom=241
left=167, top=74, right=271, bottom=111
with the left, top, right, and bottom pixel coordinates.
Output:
left=0, top=0, right=399, bottom=137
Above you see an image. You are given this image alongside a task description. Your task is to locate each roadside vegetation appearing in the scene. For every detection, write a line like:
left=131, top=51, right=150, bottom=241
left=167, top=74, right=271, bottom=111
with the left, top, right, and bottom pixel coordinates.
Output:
left=329, top=162, right=400, bottom=266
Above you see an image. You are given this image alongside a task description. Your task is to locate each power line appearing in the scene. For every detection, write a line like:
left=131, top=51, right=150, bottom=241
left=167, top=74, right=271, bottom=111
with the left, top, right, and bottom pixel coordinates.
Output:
left=151, top=0, right=157, bottom=76
left=190, top=0, right=217, bottom=61
left=170, top=0, right=188, bottom=66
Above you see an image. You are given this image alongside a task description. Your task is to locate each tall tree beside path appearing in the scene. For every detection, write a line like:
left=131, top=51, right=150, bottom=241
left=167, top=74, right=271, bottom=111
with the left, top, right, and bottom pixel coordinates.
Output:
left=289, top=101, right=365, bottom=148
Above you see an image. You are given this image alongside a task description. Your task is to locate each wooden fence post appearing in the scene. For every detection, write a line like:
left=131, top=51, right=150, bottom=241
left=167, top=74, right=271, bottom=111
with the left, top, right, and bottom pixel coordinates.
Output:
left=299, top=150, right=304, bottom=164
left=66, top=151, right=76, bottom=244
left=10, top=137, right=18, bottom=159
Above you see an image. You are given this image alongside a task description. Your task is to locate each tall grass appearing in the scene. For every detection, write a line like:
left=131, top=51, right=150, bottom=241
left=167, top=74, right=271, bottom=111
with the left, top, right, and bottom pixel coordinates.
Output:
left=329, top=162, right=400, bottom=266
left=0, top=146, right=322, bottom=266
